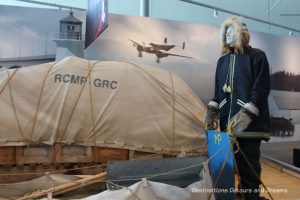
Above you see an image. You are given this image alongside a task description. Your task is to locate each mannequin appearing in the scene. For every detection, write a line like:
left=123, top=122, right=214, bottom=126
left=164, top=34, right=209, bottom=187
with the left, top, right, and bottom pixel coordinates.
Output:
left=205, top=16, right=271, bottom=200
left=226, top=25, right=237, bottom=47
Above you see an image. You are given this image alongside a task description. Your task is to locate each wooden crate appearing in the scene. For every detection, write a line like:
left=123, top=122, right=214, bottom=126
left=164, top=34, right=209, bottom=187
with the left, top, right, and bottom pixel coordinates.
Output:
left=54, top=143, right=93, bottom=163
left=0, top=144, right=164, bottom=166
left=93, top=147, right=129, bottom=162
left=16, top=145, right=53, bottom=166
left=0, top=147, right=15, bottom=165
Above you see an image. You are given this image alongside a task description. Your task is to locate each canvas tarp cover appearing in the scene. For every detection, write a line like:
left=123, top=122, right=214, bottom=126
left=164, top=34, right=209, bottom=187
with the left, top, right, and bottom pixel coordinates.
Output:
left=0, top=162, right=215, bottom=200
left=0, top=56, right=206, bottom=153
left=82, top=162, right=214, bottom=200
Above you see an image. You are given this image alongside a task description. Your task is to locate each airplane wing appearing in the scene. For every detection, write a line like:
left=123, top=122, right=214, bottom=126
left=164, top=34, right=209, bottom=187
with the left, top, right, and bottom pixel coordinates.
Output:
left=129, top=39, right=143, bottom=46
left=160, top=50, right=193, bottom=58
left=166, top=53, right=193, bottom=58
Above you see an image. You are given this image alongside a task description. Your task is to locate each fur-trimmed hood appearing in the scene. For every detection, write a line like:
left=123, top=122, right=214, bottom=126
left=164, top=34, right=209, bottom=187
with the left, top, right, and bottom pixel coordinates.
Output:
left=220, top=16, right=250, bottom=55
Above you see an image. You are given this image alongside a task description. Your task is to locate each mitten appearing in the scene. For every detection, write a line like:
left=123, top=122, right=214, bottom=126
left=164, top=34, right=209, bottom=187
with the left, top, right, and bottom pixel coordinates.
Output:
left=229, top=103, right=259, bottom=135
left=205, top=101, right=219, bottom=130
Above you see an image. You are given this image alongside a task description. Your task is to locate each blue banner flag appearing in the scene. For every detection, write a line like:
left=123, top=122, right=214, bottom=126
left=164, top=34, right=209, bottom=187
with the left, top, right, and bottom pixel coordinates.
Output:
left=206, top=130, right=234, bottom=200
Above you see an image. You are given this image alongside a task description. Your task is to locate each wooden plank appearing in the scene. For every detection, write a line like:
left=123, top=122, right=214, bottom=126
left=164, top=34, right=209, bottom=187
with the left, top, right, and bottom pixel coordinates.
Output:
left=2, top=144, right=172, bottom=166
left=4, top=144, right=130, bottom=165
left=16, top=146, right=25, bottom=166
left=259, top=162, right=300, bottom=200
left=0, top=147, right=15, bottom=165
left=85, top=147, right=93, bottom=162
left=128, top=150, right=135, bottom=160
left=129, top=150, right=164, bottom=160
left=54, top=144, right=93, bottom=163
left=54, top=144, right=128, bottom=163
left=15, top=146, right=54, bottom=166
left=93, top=147, right=128, bottom=162
left=23, top=146, right=53, bottom=164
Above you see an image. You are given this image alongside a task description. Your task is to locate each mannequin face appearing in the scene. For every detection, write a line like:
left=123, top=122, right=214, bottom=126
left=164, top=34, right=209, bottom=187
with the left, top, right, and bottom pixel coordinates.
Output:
left=226, top=25, right=237, bottom=46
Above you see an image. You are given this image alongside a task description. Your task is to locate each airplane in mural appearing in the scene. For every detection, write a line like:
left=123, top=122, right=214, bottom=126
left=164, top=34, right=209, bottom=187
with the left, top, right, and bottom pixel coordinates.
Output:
left=129, top=37, right=193, bottom=63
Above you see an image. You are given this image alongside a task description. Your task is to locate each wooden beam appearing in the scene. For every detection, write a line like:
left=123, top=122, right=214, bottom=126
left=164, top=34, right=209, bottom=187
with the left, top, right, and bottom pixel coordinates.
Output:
left=17, top=171, right=107, bottom=200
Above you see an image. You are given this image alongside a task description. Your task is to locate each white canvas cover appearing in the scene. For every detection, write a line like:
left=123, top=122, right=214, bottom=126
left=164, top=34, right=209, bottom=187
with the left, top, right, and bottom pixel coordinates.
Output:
left=0, top=56, right=206, bottom=153
left=82, top=162, right=215, bottom=200
left=0, top=161, right=214, bottom=200
left=0, top=174, right=81, bottom=198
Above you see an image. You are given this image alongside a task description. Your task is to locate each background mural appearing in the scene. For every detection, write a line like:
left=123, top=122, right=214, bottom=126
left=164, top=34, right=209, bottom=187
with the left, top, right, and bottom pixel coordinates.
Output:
left=0, top=5, right=85, bottom=60
left=1, top=5, right=299, bottom=166
left=85, top=13, right=300, bottom=166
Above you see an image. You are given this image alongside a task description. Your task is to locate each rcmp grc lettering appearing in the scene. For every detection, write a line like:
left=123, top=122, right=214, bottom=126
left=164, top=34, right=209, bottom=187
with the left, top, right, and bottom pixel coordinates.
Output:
left=54, top=74, right=118, bottom=89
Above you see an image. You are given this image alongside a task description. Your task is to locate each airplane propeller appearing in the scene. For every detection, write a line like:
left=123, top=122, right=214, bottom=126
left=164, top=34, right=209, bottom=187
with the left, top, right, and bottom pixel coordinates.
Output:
left=174, top=41, right=186, bottom=50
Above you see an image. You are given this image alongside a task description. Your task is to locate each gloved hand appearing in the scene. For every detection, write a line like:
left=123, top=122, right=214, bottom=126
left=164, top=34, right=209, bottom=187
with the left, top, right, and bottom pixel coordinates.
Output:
left=205, top=102, right=219, bottom=130
left=229, top=107, right=254, bottom=136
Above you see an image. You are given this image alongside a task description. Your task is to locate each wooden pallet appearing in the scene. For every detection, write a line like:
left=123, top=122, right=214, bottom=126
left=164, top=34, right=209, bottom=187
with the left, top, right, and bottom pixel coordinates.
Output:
left=0, top=143, right=176, bottom=183
left=0, top=143, right=129, bottom=166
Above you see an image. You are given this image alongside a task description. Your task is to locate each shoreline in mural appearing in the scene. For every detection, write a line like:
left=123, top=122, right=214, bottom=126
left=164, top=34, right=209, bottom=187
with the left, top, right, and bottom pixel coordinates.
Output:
left=271, top=70, right=300, bottom=92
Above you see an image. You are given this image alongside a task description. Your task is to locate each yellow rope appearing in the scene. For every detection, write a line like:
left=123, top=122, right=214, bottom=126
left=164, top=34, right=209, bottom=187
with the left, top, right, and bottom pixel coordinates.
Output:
left=124, top=62, right=204, bottom=126
left=1, top=67, right=56, bottom=163
left=59, top=61, right=100, bottom=142
left=29, top=62, right=57, bottom=141
left=0, top=68, right=18, bottom=95
left=169, top=72, right=175, bottom=150
left=88, top=61, right=97, bottom=150
left=6, top=69, right=25, bottom=141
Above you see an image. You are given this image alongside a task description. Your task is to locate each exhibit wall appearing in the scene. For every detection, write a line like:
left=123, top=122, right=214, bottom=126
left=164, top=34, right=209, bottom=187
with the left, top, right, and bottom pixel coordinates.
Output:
left=85, top=13, right=300, bottom=142
left=0, top=5, right=85, bottom=63
left=1, top=5, right=300, bottom=165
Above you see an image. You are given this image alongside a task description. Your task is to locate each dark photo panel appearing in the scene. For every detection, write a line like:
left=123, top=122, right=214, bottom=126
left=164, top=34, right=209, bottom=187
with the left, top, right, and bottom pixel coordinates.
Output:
left=85, top=0, right=108, bottom=48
